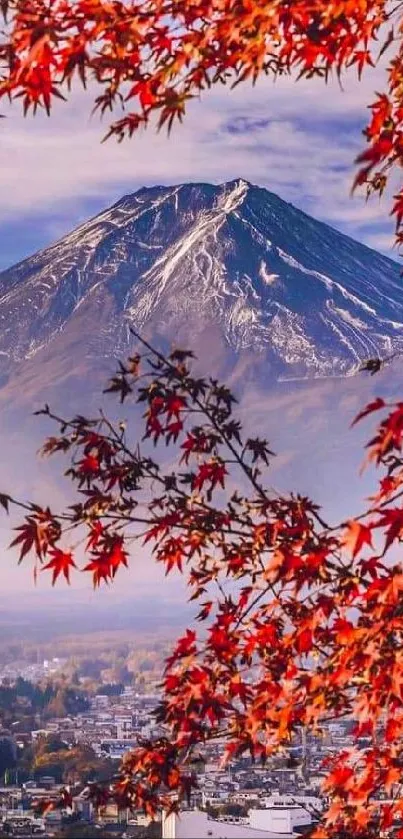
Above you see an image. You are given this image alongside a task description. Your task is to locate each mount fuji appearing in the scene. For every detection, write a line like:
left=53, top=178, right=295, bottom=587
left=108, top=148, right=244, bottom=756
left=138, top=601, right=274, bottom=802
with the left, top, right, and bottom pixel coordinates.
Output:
left=0, top=178, right=402, bottom=406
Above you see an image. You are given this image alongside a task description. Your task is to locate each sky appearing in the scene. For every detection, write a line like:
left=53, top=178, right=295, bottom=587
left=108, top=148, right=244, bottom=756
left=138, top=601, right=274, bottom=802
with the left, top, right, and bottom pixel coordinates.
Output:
left=0, top=55, right=400, bottom=271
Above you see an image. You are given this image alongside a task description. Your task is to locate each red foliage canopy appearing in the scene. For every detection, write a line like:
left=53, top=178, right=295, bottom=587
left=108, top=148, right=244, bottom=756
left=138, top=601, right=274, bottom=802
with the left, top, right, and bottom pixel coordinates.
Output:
left=2, top=333, right=403, bottom=837
left=0, top=1, right=403, bottom=243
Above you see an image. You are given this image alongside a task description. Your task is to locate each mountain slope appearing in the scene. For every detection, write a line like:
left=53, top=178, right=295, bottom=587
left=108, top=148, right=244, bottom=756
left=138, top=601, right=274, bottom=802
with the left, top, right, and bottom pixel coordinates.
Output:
left=0, top=178, right=402, bottom=390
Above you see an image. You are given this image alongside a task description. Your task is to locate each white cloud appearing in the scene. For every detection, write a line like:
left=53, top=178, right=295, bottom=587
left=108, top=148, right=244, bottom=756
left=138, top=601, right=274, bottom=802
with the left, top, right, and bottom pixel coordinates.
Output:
left=0, top=57, right=398, bottom=254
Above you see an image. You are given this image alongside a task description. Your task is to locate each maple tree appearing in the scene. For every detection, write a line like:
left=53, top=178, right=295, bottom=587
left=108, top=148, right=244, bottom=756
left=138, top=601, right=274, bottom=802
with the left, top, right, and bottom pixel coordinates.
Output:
left=0, top=1, right=403, bottom=246
left=1, top=331, right=403, bottom=837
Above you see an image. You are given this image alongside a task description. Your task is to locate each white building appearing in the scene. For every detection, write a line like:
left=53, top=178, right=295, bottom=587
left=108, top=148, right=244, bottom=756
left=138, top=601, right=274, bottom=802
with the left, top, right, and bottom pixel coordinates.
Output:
left=162, top=811, right=287, bottom=838
left=260, top=795, right=322, bottom=824
left=250, top=797, right=313, bottom=834
left=162, top=797, right=315, bottom=839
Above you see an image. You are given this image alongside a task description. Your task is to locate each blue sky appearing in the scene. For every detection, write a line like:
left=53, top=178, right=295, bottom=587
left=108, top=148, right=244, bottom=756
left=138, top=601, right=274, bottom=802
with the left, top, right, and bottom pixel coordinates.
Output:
left=0, top=59, right=399, bottom=270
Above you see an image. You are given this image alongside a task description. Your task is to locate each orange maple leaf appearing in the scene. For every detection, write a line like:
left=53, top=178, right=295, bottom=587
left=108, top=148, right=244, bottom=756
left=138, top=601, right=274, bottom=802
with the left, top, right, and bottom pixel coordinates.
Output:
left=342, top=520, right=373, bottom=558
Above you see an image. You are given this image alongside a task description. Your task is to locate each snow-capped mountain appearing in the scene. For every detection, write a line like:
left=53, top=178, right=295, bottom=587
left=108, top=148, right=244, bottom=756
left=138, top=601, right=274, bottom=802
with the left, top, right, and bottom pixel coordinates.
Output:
left=0, top=178, right=403, bottom=387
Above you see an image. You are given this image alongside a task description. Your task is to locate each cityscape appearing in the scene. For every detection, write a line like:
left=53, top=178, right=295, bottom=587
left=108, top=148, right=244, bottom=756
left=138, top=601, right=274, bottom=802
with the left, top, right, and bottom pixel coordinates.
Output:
left=0, top=649, right=398, bottom=838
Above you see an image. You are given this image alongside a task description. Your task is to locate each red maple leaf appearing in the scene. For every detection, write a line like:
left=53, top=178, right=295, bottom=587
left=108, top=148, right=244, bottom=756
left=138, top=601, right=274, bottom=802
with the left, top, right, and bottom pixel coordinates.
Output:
left=108, top=538, right=129, bottom=577
left=296, top=627, right=313, bottom=654
left=86, top=520, right=105, bottom=550
left=193, top=460, right=227, bottom=491
left=165, top=394, right=187, bottom=421
left=83, top=556, right=113, bottom=587
left=42, top=548, right=76, bottom=584
left=78, top=453, right=100, bottom=473
left=351, top=397, right=386, bottom=427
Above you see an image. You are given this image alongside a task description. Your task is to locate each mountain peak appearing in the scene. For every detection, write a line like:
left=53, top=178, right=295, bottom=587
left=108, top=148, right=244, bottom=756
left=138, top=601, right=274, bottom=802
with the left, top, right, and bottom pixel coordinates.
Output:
left=117, top=177, right=252, bottom=208
left=0, top=180, right=402, bottom=385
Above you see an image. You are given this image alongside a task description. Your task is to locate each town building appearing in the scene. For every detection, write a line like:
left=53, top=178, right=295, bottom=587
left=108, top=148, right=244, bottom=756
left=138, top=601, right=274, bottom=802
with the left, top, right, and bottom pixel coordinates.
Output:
left=162, top=796, right=317, bottom=839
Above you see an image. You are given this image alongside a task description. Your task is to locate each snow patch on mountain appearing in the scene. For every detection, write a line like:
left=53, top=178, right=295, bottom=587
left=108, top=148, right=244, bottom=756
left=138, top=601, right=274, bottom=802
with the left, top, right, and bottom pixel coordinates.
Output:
left=259, top=261, right=279, bottom=286
left=330, top=305, right=368, bottom=331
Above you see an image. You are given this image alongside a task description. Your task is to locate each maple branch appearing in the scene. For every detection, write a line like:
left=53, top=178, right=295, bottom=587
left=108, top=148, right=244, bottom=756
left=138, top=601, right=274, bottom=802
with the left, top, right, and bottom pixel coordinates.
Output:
left=130, top=328, right=272, bottom=503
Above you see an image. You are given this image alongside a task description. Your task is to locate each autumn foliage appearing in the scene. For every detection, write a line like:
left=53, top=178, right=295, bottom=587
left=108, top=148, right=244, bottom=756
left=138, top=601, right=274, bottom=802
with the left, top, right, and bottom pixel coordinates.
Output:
left=0, top=1, right=403, bottom=246
left=0, top=332, right=403, bottom=836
